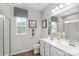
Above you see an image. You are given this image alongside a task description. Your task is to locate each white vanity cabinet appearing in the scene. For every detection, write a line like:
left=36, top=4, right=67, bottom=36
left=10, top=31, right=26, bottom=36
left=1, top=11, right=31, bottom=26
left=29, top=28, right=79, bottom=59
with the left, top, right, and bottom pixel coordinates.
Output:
left=40, top=40, right=45, bottom=56
left=44, top=43, right=50, bottom=56
left=40, top=40, right=71, bottom=56
left=50, top=46, right=63, bottom=56
left=50, top=46, right=71, bottom=56
left=40, top=40, right=50, bottom=56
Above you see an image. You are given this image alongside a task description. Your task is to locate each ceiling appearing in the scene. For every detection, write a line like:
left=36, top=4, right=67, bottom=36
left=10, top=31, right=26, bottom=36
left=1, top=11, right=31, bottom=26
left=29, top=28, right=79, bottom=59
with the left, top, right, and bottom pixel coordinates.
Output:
left=14, top=3, right=51, bottom=11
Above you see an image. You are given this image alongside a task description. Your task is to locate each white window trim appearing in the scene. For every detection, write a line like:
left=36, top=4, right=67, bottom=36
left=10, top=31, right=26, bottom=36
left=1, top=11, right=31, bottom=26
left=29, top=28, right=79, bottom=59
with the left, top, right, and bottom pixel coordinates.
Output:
left=15, top=17, right=27, bottom=35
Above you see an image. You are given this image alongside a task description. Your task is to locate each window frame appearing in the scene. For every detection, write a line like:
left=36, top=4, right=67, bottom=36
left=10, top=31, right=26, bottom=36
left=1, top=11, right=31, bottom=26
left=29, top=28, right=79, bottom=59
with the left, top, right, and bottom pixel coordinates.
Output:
left=15, top=17, right=27, bottom=35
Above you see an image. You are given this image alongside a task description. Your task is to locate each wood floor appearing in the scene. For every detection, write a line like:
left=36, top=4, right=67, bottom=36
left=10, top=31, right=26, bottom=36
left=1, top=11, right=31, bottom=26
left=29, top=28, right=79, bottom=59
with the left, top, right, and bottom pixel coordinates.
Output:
left=12, top=50, right=40, bottom=56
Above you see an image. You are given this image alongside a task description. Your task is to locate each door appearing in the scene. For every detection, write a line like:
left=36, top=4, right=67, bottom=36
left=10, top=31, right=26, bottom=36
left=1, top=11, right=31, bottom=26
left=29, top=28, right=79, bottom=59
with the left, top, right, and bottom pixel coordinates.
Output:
left=0, top=16, right=4, bottom=56
left=4, top=17, right=10, bottom=56
left=0, top=15, right=10, bottom=56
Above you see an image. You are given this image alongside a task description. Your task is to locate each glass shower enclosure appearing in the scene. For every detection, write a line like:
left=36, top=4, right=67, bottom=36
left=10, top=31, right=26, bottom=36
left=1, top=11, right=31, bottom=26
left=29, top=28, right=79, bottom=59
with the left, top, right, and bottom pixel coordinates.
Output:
left=0, top=15, right=11, bottom=56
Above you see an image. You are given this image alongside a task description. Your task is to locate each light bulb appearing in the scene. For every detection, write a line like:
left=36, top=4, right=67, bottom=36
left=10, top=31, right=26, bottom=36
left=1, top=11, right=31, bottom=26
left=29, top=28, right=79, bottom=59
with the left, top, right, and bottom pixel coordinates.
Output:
left=52, top=7, right=59, bottom=13
left=0, top=15, right=3, bottom=18
left=65, top=3, right=71, bottom=5
left=60, top=4, right=63, bottom=8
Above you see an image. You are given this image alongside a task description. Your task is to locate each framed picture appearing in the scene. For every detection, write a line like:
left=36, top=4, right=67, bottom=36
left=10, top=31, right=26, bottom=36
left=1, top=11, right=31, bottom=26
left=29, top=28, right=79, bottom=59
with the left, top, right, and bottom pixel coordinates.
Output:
left=29, top=20, right=37, bottom=28
left=42, top=19, right=47, bottom=28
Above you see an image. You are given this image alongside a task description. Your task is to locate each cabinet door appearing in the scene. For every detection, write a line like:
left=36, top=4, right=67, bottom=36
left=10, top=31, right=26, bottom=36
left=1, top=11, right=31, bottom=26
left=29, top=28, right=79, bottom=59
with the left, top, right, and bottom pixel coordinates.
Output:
left=40, top=46, right=44, bottom=56
left=45, top=47, right=50, bottom=56
left=51, top=47, right=60, bottom=56
left=45, top=43, right=50, bottom=56
left=40, top=41, right=45, bottom=56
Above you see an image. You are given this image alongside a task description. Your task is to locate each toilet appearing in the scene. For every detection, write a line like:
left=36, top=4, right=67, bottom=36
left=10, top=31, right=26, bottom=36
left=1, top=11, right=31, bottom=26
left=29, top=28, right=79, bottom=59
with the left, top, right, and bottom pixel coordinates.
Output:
left=33, top=44, right=40, bottom=55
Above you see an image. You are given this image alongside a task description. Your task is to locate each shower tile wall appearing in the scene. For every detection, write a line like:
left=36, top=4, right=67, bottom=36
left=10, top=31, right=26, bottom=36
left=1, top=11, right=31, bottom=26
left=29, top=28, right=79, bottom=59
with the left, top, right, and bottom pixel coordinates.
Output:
left=63, top=12, right=79, bottom=41
left=65, top=22, right=79, bottom=41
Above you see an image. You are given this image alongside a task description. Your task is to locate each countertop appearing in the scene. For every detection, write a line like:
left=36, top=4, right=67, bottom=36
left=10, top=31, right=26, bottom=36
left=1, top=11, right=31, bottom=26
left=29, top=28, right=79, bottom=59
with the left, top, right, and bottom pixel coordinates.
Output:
left=40, top=37, right=79, bottom=56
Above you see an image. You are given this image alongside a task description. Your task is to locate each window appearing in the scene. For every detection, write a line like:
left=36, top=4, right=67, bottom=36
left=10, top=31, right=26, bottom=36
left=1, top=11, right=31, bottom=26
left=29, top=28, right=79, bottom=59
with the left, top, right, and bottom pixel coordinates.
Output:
left=51, top=22, right=57, bottom=33
left=16, top=17, right=26, bottom=35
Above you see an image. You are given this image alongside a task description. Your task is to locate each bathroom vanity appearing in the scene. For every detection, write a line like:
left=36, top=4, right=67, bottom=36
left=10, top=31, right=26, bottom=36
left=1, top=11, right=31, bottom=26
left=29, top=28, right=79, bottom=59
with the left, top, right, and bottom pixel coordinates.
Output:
left=40, top=38, right=79, bottom=56
left=39, top=4, right=79, bottom=56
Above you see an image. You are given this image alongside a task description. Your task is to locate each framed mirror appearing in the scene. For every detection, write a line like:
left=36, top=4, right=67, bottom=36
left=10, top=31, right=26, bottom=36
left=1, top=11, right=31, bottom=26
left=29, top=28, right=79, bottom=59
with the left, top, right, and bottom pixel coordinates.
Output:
left=42, top=19, right=47, bottom=28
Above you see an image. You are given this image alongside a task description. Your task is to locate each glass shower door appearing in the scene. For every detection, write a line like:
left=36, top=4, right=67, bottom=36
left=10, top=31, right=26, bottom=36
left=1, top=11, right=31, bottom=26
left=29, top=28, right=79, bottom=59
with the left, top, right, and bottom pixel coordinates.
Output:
left=64, top=19, right=79, bottom=41
left=0, top=15, right=10, bottom=56
left=4, top=16, right=10, bottom=56
left=0, top=15, right=4, bottom=56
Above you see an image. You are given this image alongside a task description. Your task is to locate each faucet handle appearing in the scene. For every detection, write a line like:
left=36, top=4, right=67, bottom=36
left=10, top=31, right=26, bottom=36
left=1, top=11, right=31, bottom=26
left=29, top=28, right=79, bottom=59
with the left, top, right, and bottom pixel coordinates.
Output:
left=69, top=41, right=76, bottom=47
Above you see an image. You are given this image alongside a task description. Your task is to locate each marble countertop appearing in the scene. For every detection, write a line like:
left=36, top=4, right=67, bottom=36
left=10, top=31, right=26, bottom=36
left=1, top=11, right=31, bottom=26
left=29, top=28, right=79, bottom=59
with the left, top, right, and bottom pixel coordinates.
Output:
left=40, top=37, right=79, bottom=56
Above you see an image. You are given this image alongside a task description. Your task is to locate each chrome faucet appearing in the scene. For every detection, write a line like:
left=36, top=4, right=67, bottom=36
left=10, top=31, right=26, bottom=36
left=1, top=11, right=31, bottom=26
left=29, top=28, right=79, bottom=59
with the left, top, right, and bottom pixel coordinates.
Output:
left=69, top=41, right=76, bottom=47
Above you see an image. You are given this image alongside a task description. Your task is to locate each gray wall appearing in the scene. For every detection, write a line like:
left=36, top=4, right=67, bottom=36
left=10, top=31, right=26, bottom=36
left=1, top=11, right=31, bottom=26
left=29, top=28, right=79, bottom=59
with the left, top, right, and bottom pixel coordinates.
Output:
left=11, top=5, right=41, bottom=54
left=0, top=4, right=41, bottom=55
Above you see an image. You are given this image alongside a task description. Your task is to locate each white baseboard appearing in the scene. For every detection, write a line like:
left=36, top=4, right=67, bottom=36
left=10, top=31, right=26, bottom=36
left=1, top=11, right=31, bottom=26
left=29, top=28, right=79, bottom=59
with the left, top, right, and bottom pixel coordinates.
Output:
left=4, top=54, right=9, bottom=56
left=10, top=48, right=33, bottom=56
